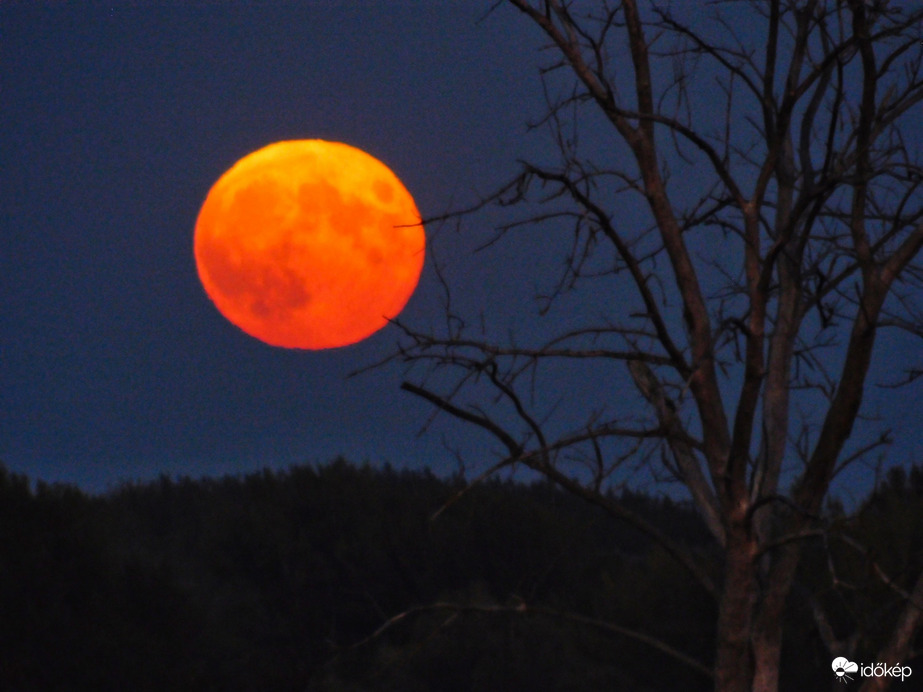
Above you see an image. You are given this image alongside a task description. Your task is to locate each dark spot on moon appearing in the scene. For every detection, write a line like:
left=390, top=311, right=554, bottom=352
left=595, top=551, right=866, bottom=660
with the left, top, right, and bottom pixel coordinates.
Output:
left=249, top=265, right=311, bottom=320
left=373, top=179, right=394, bottom=204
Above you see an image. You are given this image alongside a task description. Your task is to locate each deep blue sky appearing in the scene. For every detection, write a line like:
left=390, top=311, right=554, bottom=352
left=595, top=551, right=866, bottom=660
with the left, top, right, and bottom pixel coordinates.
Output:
left=2, top=2, right=921, bottom=499
left=2, top=2, right=559, bottom=491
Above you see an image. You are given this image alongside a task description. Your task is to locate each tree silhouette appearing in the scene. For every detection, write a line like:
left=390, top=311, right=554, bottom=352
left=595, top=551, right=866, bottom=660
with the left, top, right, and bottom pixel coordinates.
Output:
left=391, top=1, right=923, bottom=689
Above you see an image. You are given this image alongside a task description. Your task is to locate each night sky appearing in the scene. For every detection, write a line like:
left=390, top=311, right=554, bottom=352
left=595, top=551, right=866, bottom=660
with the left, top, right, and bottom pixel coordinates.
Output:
left=3, top=2, right=921, bottom=497
left=2, top=2, right=555, bottom=491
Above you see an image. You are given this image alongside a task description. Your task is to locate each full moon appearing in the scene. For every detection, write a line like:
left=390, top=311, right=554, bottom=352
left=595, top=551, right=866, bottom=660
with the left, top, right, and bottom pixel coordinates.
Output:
left=194, top=140, right=424, bottom=349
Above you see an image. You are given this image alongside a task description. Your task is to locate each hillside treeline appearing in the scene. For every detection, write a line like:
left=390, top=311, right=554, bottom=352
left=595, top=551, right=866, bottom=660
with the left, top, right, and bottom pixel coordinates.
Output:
left=0, top=459, right=919, bottom=690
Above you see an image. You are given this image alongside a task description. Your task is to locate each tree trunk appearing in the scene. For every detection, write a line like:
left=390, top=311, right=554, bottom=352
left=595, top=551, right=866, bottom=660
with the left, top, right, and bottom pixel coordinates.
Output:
left=715, top=519, right=758, bottom=691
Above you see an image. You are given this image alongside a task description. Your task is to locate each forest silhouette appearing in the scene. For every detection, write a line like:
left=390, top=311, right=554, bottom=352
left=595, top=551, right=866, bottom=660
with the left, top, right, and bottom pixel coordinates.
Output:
left=0, top=458, right=919, bottom=690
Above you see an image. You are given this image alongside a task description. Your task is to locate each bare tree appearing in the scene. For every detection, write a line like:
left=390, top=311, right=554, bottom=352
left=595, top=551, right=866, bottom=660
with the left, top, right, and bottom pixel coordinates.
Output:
left=388, top=1, right=923, bottom=690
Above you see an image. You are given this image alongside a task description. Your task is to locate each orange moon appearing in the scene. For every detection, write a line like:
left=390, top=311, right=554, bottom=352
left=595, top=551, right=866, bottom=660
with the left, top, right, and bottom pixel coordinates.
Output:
left=194, top=140, right=424, bottom=349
